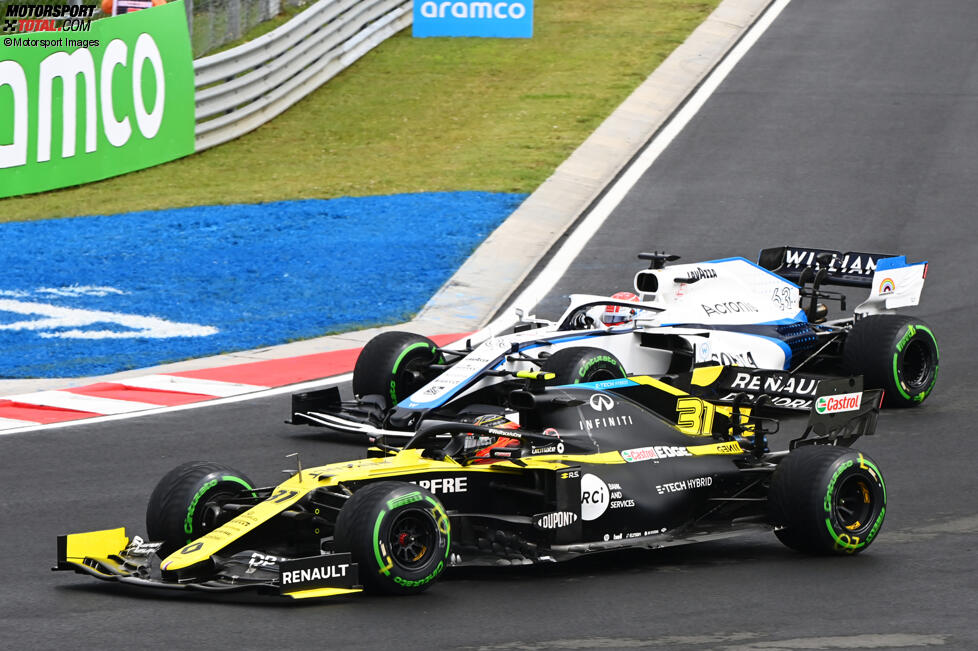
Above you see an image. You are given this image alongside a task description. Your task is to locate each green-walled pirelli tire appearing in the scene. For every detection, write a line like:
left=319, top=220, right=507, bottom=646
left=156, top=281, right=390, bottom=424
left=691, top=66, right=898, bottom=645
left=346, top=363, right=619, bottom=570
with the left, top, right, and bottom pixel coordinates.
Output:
left=768, top=445, right=886, bottom=555
left=146, top=461, right=255, bottom=558
left=541, top=347, right=627, bottom=385
left=843, top=314, right=939, bottom=408
left=333, top=481, right=451, bottom=596
left=352, top=332, right=445, bottom=408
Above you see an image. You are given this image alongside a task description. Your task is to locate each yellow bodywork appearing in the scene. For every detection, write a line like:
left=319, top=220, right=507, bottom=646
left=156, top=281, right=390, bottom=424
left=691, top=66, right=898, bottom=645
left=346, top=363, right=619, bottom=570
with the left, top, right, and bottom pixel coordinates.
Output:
left=282, top=586, right=362, bottom=599
left=59, top=527, right=131, bottom=577
left=62, top=374, right=760, bottom=597
left=161, top=449, right=552, bottom=571
left=630, top=374, right=753, bottom=437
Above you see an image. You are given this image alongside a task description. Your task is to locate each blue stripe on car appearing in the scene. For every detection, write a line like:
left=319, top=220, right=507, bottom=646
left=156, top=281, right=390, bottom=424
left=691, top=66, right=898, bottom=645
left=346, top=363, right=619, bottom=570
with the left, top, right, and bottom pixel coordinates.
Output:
left=398, top=331, right=625, bottom=410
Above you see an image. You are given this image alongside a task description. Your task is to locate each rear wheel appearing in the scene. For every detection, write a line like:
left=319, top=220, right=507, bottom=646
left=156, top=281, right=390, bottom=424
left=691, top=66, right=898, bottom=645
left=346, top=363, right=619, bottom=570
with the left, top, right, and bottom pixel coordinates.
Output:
left=334, top=481, right=450, bottom=595
left=541, top=347, right=626, bottom=385
left=352, top=332, right=444, bottom=408
left=843, top=315, right=938, bottom=407
left=146, top=461, right=255, bottom=558
left=768, top=445, right=886, bottom=555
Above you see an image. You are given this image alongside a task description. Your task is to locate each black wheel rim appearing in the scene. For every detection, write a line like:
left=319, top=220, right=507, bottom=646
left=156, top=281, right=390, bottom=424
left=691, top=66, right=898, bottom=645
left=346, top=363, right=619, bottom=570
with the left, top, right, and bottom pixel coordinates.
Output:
left=393, top=352, right=437, bottom=402
left=582, top=365, right=624, bottom=382
left=587, top=368, right=621, bottom=382
left=900, top=338, right=934, bottom=392
left=195, top=490, right=237, bottom=536
left=833, top=475, right=875, bottom=535
left=388, top=510, right=438, bottom=569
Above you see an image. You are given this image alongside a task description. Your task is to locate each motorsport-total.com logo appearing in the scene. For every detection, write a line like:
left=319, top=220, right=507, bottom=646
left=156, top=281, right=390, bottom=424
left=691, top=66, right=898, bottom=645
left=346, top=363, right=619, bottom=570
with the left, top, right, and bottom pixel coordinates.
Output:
left=3, top=4, right=96, bottom=33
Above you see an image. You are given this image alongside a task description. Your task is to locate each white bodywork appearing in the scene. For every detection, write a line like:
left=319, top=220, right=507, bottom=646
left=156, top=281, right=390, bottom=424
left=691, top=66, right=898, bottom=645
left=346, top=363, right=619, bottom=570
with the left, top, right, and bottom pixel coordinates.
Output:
left=854, top=256, right=928, bottom=315
left=399, top=255, right=926, bottom=411
left=631, top=257, right=802, bottom=326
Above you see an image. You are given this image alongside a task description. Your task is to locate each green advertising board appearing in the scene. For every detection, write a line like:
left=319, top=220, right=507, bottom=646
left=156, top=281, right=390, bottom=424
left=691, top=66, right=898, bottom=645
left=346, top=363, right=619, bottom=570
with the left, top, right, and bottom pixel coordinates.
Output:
left=0, top=0, right=194, bottom=198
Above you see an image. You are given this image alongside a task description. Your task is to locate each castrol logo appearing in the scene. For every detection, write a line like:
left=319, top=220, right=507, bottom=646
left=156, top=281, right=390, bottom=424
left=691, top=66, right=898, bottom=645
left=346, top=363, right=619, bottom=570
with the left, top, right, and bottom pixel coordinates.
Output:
left=815, top=392, right=862, bottom=414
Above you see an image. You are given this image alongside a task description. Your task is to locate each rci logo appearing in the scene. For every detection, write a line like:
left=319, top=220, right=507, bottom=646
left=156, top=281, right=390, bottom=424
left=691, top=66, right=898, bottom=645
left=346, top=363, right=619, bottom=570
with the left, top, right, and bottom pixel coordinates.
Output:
left=580, top=473, right=609, bottom=521
left=0, top=34, right=166, bottom=169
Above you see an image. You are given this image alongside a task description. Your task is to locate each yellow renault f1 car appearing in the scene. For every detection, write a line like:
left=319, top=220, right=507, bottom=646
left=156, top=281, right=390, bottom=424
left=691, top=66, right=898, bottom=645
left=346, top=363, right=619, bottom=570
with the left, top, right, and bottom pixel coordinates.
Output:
left=55, top=371, right=887, bottom=599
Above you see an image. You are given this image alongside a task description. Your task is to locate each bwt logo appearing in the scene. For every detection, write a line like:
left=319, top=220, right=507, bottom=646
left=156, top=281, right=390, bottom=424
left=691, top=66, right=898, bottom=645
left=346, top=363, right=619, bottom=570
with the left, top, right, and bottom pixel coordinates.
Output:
left=414, top=0, right=533, bottom=38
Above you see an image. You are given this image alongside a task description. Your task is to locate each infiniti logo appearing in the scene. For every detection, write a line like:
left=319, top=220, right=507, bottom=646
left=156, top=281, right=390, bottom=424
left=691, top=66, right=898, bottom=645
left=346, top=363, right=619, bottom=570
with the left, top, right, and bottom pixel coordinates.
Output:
left=589, top=394, right=614, bottom=412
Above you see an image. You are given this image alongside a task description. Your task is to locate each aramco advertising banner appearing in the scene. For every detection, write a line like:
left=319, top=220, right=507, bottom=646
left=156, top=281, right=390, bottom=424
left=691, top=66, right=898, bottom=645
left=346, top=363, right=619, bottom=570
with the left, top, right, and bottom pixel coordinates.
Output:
left=0, top=0, right=194, bottom=198
left=413, top=0, right=533, bottom=38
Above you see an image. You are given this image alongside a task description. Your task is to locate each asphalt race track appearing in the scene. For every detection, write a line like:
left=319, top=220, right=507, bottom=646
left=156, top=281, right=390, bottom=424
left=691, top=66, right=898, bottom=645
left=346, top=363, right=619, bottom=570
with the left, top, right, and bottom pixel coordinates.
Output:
left=4, top=1, right=977, bottom=649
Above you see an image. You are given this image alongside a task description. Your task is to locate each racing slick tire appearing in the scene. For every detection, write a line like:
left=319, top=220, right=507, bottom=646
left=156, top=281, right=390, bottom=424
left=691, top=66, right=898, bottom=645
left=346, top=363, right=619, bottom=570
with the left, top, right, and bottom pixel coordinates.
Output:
left=146, top=461, right=255, bottom=558
left=541, top=347, right=627, bottom=385
left=353, top=331, right=444, bottom=408
left=843, top=315, right=939, bottom=407
left=334, top=481, right=450, bottom=595
left=768, top=445, right=886, bottom=555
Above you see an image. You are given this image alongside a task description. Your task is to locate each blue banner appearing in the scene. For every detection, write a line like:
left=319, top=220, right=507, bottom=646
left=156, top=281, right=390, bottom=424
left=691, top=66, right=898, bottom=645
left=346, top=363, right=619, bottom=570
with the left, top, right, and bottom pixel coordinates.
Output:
left=413, top=0, right=533, bottom=38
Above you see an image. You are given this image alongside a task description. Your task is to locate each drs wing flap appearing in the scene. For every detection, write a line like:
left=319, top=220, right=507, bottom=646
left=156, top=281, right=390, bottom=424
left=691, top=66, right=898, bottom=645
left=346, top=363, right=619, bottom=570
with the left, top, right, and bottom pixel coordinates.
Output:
left=759, top=246, right=897, bottom=288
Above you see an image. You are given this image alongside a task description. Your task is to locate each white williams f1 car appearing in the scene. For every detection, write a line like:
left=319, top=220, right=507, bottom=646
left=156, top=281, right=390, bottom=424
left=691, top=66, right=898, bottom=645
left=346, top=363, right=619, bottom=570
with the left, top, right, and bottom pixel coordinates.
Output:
left=293, top=246, right=938, bottom=437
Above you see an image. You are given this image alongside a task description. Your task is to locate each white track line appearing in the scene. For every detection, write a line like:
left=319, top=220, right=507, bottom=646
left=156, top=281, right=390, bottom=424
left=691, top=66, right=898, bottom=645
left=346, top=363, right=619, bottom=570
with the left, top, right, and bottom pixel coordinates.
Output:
left=482, top=0, right=792, bottom=337
left=4, top=390, right=162, bottom=415
left=0, top=417, right=41, bottom=430
left=119, top=374, right=269, bottom=397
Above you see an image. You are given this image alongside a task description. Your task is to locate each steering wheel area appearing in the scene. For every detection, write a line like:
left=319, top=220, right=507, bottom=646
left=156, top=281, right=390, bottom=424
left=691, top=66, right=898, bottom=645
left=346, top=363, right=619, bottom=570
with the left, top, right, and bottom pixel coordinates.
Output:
left=402, top=421, right=559, bottom=463
left=559, top=301, right=645, bottom=332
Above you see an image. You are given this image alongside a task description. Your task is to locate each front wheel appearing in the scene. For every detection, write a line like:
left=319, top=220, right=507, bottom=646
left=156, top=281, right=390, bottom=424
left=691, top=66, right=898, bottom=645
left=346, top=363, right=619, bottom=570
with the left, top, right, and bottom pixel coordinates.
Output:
left=541, top=347, right=626, bottom=385
left=843, top=315, right=939, bottom=407
left=145, top=461, right=255, bottom=558
left=353, top=332, right=444, bottom=408
left=768, top=445, right=886, bottom=555
left=334, top=482, right=450, bottom=595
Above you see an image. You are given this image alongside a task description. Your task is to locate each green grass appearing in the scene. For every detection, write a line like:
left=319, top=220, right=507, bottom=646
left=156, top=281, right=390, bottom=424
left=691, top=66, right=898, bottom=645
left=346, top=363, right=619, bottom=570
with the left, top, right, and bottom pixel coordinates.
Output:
left=0, top=0, right=720, bottom=222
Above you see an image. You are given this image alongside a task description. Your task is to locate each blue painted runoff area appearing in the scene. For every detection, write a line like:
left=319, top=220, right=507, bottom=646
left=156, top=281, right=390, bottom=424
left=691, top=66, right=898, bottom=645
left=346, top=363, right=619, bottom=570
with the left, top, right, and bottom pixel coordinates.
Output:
left=0, top=192, right=526, bottom=378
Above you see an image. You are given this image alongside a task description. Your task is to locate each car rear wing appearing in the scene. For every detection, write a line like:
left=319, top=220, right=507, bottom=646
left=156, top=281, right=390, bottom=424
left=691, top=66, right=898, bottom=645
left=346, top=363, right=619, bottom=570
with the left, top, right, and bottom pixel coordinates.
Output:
left=758, top=245, right=928, bottom=316
left=665, top=366, right=827, bottom=412
left=664, top=367, right=882, bottom=448
left=790, top=376, right=884, bottom=448
left=758, top=246, right=897, bottom=287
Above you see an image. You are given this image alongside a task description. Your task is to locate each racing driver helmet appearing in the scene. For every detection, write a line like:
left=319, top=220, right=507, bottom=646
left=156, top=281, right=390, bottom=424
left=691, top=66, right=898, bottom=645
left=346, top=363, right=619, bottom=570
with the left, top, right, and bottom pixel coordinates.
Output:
left=602, top=291, right=640, bottom=326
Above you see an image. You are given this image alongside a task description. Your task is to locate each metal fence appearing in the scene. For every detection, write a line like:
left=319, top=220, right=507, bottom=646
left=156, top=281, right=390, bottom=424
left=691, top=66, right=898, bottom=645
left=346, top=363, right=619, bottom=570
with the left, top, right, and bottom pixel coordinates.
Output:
left=185, top=0, right=311, bottom=58
left=0, top=0, right=309, bottom=58
left=1, top=0, right=412, bottom=153
left=193, top=0, right=411, bottom=151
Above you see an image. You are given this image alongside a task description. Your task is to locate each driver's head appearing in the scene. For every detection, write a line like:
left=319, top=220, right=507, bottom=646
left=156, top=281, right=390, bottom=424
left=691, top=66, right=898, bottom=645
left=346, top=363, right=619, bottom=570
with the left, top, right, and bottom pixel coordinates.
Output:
left=602, top=291, right=639, bottom=326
